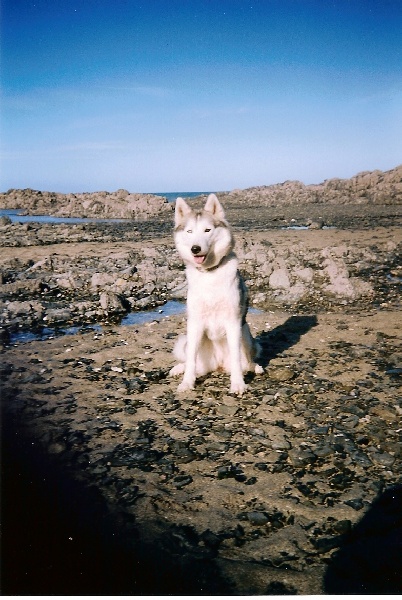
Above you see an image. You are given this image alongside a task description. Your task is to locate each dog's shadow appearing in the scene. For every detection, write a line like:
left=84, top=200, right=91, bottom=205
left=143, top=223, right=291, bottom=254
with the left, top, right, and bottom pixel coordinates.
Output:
left=255, top=314, right=318, bottom=369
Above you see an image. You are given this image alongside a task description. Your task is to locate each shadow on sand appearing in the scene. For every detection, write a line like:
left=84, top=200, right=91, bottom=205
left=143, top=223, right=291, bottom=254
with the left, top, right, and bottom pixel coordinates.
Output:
left=256, top=314, right=318, bottom=368
left=324, top=485, right=402, bottom=594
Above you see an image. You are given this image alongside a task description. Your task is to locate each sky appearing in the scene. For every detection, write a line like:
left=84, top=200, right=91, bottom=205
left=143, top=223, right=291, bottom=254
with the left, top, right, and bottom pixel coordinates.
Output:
left=1, top=0, right=401, bottom=193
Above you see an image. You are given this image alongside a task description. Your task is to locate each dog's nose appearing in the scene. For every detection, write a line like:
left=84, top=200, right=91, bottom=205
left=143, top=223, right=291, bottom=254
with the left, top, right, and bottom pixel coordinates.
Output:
left=191, top=245, right=202, bottom=255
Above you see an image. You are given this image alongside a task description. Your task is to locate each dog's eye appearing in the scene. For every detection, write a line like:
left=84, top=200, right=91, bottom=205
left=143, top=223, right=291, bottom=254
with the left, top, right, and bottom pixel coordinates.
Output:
left=205, top=228, right=211, bottom=233
left=186, top=229, right=192, bottom=233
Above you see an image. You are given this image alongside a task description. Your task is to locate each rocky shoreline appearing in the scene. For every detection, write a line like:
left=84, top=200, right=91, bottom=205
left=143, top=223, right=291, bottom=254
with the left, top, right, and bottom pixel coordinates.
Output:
left=1, top=165, right=401, bottom=222
left=1, top=198, right=401, bottom=594
left=224, top=164, right=402, bottom=207
left=0, top=188, right=173, bottom=220
left=0, top=203, right=401, bottom=338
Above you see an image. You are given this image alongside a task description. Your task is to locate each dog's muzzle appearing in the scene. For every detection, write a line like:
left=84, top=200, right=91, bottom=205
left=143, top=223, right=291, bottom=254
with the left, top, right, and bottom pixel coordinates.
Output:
left=191, top=245, right=206, bottom=265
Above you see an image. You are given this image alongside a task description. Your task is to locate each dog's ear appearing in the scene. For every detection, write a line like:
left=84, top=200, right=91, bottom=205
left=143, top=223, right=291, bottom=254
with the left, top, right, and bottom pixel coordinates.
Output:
left=204, top=193, right=225, bottom=220
left=174, top=197, right=192, bottom=227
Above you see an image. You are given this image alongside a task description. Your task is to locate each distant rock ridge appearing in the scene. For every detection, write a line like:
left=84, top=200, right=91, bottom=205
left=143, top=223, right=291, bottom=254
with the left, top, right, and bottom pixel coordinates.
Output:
left=1, top=165, right=401, bottom=219
left=0, top=188, right=172, bottom=220
left=224, top=164, right=402, bottom=206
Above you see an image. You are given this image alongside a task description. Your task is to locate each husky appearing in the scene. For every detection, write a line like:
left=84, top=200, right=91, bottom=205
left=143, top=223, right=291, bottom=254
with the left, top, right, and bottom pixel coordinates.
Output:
left=169, top=193, right=263, bottom=395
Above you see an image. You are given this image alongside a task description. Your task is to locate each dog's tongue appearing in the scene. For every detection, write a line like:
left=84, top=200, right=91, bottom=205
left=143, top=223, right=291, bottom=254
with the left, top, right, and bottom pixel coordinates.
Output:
left=194, top=255, right=206, bottom=265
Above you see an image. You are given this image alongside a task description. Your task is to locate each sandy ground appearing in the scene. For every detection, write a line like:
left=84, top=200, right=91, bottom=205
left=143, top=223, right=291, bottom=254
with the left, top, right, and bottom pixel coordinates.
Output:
left=1, top=205, right=401, bottom=595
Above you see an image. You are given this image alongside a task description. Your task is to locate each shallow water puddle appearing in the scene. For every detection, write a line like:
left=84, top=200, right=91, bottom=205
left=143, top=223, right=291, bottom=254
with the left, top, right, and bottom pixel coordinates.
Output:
left=8, top=300, right=262, bottom=345
left=8, top=301, right=186, bottom=345
left=120, top=300, right=185, bottom=325
left=0, top=209, right=126, bottom=224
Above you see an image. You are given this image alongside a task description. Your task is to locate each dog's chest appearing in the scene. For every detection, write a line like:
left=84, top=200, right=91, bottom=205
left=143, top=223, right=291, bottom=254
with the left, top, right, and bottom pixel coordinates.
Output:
left=186, top=262, right=241, bottom=325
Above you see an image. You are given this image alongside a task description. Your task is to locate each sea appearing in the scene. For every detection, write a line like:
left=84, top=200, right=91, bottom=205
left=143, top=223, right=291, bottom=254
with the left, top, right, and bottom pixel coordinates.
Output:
left=153, top=191, right=211, bottom=202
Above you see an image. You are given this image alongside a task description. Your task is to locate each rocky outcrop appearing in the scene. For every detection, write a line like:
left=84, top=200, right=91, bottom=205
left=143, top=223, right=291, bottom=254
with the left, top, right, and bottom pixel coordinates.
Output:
left=2, top=166, right=401, bottom=220
left=237, top=238, right=381, bottom=308
left=0, top=217, right=400, bottom=333
left=224, top=165, right=402, bottom=207
left=0, top=188, right=172, bottom=220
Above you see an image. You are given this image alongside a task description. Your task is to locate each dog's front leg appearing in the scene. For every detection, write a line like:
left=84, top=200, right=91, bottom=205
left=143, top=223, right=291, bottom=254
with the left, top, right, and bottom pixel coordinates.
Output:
left=177, top=319, right=203, bottom=392
left=226, top=322, right=247, bottom=395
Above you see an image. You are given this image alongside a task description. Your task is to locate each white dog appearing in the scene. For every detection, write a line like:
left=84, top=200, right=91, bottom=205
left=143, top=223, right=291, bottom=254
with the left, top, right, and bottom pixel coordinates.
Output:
left=169, top=193, right=262, bottom=395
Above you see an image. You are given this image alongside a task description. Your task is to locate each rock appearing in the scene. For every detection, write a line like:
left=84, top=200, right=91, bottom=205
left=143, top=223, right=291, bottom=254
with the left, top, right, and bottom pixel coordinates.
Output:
left=44, top=308, right=73, bottom=323
left=333, top=519, right=352, bottom=535
left=217, top=464, right=245, bottom=480
left=246, top=511, right=269, bottom=526
left=48, top=442, right=67, bottom=454
left=99, top=292, right=128, bottom=313
left=314, top=444, right=335, bottom=458
left=269, top=268, right=291, bottom=290
left=344, top=498, right=364, bottom=510
left=216, top=404, right=239, bottom=416
left=309, top=220, right=324, bottom=230
left=312, top=535, right=343, bottom=553
left=91, top=272, right=116, bottom=288
left=293, top=267, right=314, bottom=283
left=288, top=447, right=317, bottom=467
left=368, top=450, right=395, bottom=467
left=172, top=474, right=193, bottom=489
left=0, top=188, right=173, bottom=220
left=220, top=165, right=402, bottom=207
left=267, top=426, right=291, bottom=450
left=267, top=366, right=296, bottom=381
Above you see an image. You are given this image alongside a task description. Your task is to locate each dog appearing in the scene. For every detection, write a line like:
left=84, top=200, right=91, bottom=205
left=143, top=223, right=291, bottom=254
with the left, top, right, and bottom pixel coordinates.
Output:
left=169, top=193, right=263, bottom=395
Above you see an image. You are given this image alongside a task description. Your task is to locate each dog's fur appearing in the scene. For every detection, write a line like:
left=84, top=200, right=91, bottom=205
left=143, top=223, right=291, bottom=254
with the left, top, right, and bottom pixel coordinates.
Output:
left=169, top=193, right=262, bottom=395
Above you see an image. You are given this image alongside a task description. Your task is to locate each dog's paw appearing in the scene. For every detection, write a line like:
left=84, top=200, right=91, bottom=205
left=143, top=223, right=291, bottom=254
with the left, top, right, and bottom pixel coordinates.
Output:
left=169, top=364, right=185, bottom=377
left=230, top=380, right=247, bottom=395
left=177, top=380, right=195, bottom=393
left=254, top=364, right=264, bottom=375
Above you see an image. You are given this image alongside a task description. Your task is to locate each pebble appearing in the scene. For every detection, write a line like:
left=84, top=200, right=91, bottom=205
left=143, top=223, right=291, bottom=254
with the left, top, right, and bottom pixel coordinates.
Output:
left=246, top=511, right=270, bottom=526
left=267, top=367, right=296, bottom=381
left=369, top=450, right=395, bottom=468
left=172, top=474, right=193, bottom=489
left=344, top=498, right=364, bottom=511
left=216, top=404, right=239, bottom=416
left=288, top=447, right=317, bottom=467
left=48, top=442, right=67, bottom=454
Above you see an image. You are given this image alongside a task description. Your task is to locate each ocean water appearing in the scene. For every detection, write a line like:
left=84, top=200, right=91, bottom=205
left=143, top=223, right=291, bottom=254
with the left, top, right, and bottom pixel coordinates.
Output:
left=153, top=191, right=212, bottom=202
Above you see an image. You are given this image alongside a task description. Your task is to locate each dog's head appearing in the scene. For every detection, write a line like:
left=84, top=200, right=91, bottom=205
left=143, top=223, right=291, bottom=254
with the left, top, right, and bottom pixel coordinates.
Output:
left=174, top=194, right=234, bottom=270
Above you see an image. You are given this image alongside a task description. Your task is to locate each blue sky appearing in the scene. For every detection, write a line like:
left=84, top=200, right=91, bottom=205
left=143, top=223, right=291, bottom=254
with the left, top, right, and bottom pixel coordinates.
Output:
left=1, top=0, right=401, bottom=192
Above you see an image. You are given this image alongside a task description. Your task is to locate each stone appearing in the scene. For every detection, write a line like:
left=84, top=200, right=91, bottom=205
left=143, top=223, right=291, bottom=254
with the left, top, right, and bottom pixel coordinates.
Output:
left=267, top=366, right=296, bottom=381
left=99, top=292, right=127, bottom=313
left=288, top=447, right=317, bottom=467
left=269, top=268, right=291, bottom=290
left=91, top=272, right=116, bottom=288
left=368, top=450, right=395, bottom=467
left=267, top=426, right=291, bottom=450
left=293, top=267, right=314, bottom=283
left=247, top=511, right=269, bottom=526
left=216, top=404, right=239, bottom=416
